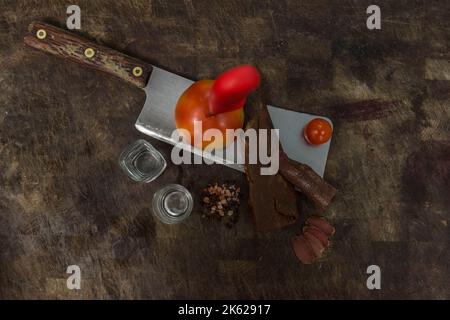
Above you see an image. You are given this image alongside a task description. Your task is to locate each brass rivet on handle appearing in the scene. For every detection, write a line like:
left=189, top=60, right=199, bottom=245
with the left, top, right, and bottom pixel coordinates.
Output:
left=84, top=48, right=95, bottom=58
left=36, top=29, right=47, bottom=40
left=132, top=66, right=143, bottom=77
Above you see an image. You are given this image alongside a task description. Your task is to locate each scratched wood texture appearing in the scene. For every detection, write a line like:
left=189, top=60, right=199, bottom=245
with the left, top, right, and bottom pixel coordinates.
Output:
left=0, top=0, right=448, bottom=299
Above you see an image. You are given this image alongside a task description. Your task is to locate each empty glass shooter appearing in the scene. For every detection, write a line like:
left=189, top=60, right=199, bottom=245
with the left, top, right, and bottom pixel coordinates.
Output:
left=119, top=139, right=167, bottom=183
left=152, top=184, right=193, bottom=224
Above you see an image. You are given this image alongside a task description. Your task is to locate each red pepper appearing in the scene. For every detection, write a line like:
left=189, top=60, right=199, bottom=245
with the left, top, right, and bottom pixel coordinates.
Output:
left=208, top=65, right=261, bottom=115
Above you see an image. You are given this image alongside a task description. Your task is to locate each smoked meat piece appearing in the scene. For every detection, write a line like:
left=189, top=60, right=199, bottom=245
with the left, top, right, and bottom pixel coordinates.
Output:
left=244, top=97, right=299, bottom=232
left=279, top=152, right=337, bottom=211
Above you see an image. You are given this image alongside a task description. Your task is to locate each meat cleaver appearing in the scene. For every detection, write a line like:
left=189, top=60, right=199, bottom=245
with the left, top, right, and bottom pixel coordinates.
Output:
left=24, top=22, right=332, bottom=176
left=24, top=22, right=245, bottom=171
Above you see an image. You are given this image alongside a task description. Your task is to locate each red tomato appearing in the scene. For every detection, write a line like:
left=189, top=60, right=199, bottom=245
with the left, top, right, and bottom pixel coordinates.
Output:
left=175, top=65, right=260, bottom=149
left=175, top=80, right=244, bottom=150
left=304, top=118, right=333, bottom=145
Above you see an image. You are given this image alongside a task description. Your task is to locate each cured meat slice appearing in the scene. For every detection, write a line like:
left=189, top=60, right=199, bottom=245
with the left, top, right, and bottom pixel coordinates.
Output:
left=303, top=226, right=329, bottom=247
left=291, top=235, right=316, bottom=264
left=303, top=231, right=325, bottom=257
left=306, top=216, right=335, bottom=236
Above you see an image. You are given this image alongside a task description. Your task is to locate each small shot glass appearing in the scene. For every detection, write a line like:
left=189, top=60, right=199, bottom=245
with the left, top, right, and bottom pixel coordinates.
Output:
left=152, top=184, right=193, bottom=224
left=119, top=139, right=167, bottom=183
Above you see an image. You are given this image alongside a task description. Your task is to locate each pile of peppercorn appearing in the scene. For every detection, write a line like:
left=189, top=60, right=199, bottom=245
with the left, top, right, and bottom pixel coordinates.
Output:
left=201, top=183, right=241, bottom=227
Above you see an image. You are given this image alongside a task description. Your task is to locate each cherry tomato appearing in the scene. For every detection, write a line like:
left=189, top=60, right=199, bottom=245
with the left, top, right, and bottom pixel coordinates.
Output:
left=304, top=118, right=333, bottom=145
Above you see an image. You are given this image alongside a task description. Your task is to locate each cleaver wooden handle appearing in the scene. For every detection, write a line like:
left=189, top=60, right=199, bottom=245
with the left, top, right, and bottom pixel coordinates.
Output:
left=24, top=22, right=152, bottom=88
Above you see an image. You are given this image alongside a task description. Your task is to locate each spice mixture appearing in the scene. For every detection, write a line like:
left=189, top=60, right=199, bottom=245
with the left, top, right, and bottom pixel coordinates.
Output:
left=201, top=182, right=241, bottom=227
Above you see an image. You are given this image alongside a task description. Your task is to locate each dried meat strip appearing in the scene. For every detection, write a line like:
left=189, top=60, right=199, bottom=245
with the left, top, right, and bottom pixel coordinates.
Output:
left=279, top=152, right=337, bottom=211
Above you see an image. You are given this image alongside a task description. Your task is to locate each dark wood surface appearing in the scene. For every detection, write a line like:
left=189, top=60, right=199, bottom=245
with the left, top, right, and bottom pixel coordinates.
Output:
left=0, top=0, right=449, bottom=299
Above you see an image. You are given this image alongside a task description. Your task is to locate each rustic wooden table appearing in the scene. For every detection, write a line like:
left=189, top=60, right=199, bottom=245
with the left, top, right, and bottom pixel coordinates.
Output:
left=0, top=0, right=448, bottom=299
